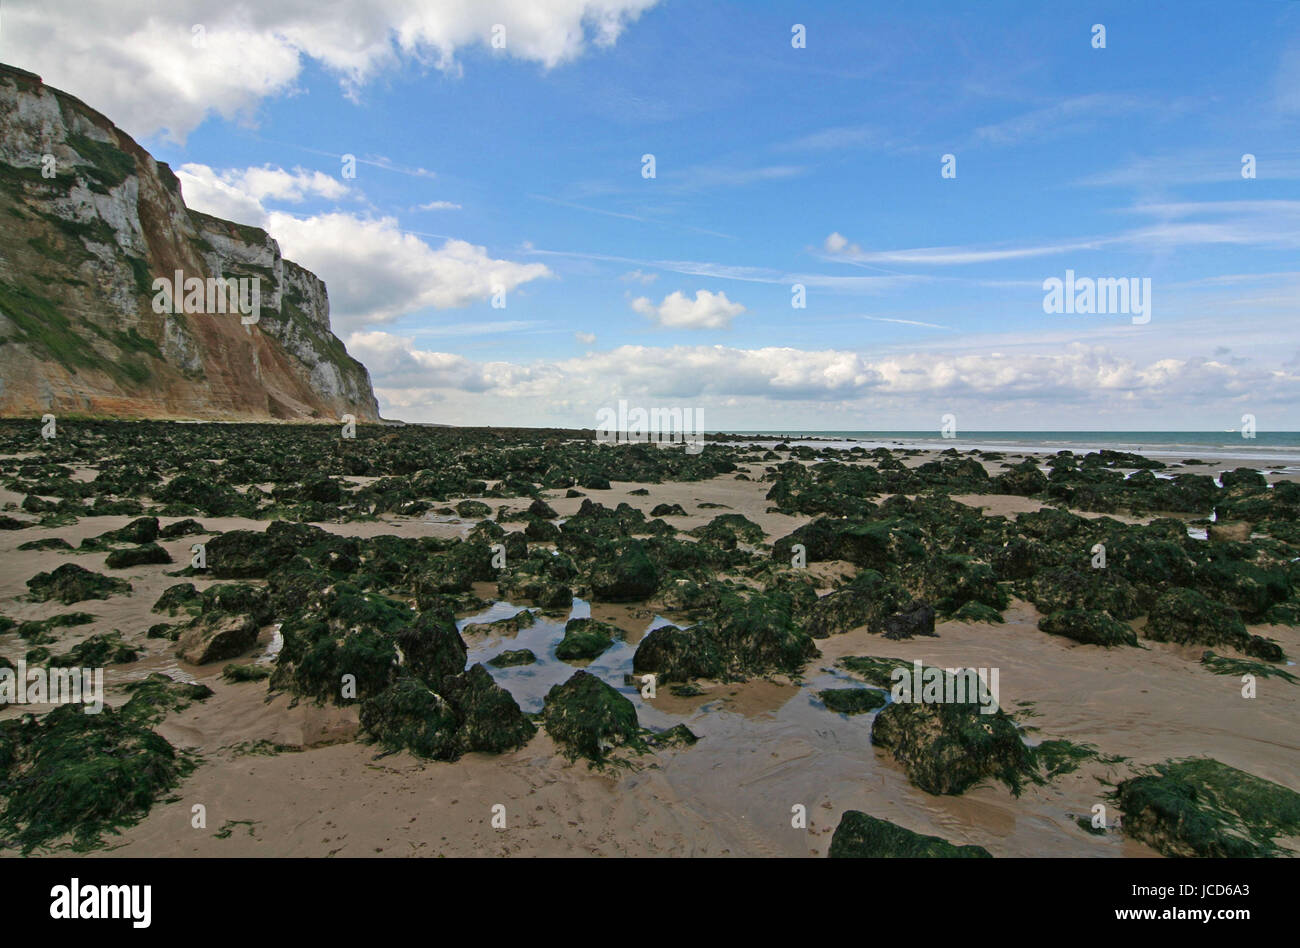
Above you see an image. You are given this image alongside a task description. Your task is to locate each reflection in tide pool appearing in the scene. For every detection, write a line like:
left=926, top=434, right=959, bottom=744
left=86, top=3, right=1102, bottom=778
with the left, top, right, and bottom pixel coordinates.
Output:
left=460, top=598, right=681, bottom=727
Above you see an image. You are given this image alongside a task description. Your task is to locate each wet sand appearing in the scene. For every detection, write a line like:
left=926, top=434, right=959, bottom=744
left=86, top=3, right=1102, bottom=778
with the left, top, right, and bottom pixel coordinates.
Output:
left=2, top=448, right=1297, bottom=857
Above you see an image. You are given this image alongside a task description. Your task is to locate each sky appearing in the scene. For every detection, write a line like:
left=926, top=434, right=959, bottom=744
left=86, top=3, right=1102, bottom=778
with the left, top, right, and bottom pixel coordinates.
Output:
left=5, top=0, right=1300, bottom=431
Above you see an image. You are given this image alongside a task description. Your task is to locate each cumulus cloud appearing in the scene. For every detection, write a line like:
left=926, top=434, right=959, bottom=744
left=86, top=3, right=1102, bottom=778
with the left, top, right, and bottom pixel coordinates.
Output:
left=4, top=0, right=660, bottom=141
left=267, top=213, right=551, bottom=328
left=177, top=164, right=347, bottom=226
left=177, top=162, right=550, bottom=329
left=575, top=331, right=597, bottom=344
left=631, top=289, right=745, bottom=329
left=341, top=335, right=1300, bottom=426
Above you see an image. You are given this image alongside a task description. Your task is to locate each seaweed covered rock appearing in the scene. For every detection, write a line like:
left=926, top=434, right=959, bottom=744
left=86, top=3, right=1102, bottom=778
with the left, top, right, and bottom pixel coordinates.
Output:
left=462, top=609, right=537, bottom=637
left=49, top=633, right=140, bottom=667
left=152, top=582, right=202, bottom=617
left=1038, top=609, right=1137, bottom=647
left=441, top=663, right=537, bottom=754
left=818, top=687, right=888, bottom=715
left=158, top=518, right=207, bottom=539
left=0, top=703, right=194, bottom=853
left=85, top=517, right=160, bottom=547
left=804, top=570, right=908, bottom=639
left=690, top=513, right=764, bottom=546
left=634, top=589, right=819, bottom=683
left=541, top=670, right=645, bottom=765
left=496, top=550, right=576, bottom=609
left=121, top=673, right=214, bottom=724
left=360, top=664, right=536, bottom=761
left=991, top=459, right=1048, bottom=497
left=394, top=606, right=467, bottom=688
left=588, top=541, right=659, bottom=602
left=882, top=601, right=937, bottom=640
left=1027, top=566, right=1141, bottom=620
left=359, top=676, right=462, bottom=760
left=632, top=623, right=723, bottom=683
left=555, top=618, right=621, bottom=661
left=104, top=542, right=173, bottom=569
left=871, top=676, right=1034, bottom=796
left=488, top=648, right=537, bottom=667
left=1145, top=588, right=1247, bottom=650
left=828, top=811, right=992, bottom=858
left=26, top=564, right=130, bottom=604
left=1114, top=758, right=1300, bottom=857
left=270, top=585, right=405, bottom=703
left=906, top=554, right=1008, bottom=618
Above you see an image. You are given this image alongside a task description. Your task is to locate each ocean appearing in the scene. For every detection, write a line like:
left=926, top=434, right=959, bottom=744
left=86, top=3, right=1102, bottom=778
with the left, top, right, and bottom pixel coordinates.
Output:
left=724, top=431, right=1300, bottom=464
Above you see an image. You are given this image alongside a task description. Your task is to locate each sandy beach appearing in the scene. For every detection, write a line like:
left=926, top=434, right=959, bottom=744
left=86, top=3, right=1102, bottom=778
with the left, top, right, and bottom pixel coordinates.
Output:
left=3, top=440, right=1296, bottom=858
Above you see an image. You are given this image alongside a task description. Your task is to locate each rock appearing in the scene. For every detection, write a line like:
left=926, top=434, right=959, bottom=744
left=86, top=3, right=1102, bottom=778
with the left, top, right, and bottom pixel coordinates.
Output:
left=829, top=811, right=992, bottom=858
left=151, top=582, right=202, bottom=616
left=104, top=542, right=173, bottom=568
left=541, top=670, right=645, bottom=765
left=1208, top=521, right=1252, bottom=543
left=455, top=500, right=492, bottom=519
left=1115, top=758, right=1300, bottom=857
left=158, top=518, right=206, bottom=539
left=882, top=601, right=936, bottom=640
left=650, top=503, right=686, bottom=517
left=205, top=529, right=273, bottom=579
left=818, top=687, right=887, bottom=714
left=462, top=609, right=537, bottom=638
left=804, top=570, right=909, bottom=638
left=632, top=624, right=723, bottom=683
left=0, top=702, right=193, bottom=854
left=589, top=541, right=658, bottom=602
left=176, top=613, right=260, bottom=665
left=527, top=498, right=558, bottom=519
left=487, top=649, right=537, bottom=667
left=1245, top=635, right=1285, bottom=662
left=359, top=676, right=462, bottom=760
left=1145, top=588, right=1247, bottom=650
left=26, top=563, right=131, bottom=604
left=647, top=723, right=698, bottom=748
left=555, top=617, right=621, bottom=661
left=440, top=663, right=536, bottom=754
left=1220, top=468, right=1267, bottom=490
left=395, top=607, right=467, bottom=689
left=87, top=517, right=159, bottom=546
left=871, top=680, right=1034, bottom=795
left=1038, top=609, right=1138, bottom=647
left=1028, top=566, right=1141, bottom=620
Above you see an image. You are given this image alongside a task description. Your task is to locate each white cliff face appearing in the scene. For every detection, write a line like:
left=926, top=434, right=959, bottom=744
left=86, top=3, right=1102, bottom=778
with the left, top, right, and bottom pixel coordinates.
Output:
left=0, top=63, right=380, bottom=422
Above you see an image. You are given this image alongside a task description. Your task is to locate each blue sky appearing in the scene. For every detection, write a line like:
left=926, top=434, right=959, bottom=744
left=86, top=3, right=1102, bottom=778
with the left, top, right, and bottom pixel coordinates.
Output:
left=8, top=0, right=1300, bottom=429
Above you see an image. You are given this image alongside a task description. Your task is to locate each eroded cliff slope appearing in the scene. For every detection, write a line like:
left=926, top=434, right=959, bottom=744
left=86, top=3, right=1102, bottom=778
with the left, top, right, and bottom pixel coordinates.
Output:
left=0, top=63, right=380, bottom=421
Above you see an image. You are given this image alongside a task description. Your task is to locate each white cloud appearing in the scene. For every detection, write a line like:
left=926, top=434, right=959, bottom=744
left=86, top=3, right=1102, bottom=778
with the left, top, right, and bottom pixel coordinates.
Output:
left=345, top=336, right=1300, bottom=426
left=575, top=331, right=597, bottom=344
left=4, top=0, right=661, bottom=141
left=620, top=269, right=659, bottom=285
left=267, top=213, right=552, bottom=328
left=824, top=232, right=853, bottom=253
left=631, top=289, right=745, bottom=329
left=416, top=200, right=463, bottom=211
left=177, top=162, right=551, bottom=329
left=177, top=163, right=346, bottom=225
